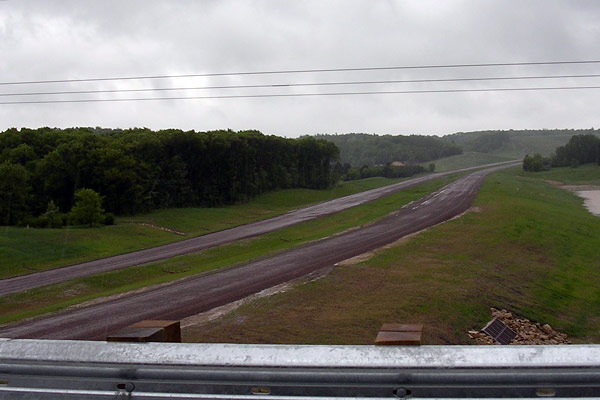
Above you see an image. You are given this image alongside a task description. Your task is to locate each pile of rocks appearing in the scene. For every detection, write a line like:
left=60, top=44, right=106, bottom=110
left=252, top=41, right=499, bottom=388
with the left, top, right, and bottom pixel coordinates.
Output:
left=468, top=308, right=571, bottom=345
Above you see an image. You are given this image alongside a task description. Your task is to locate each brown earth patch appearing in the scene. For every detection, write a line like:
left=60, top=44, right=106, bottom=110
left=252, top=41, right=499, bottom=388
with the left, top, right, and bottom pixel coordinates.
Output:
left=181, top=267, right=334, bottom=331
left=136, top=222, right=186, bottom=236
left=562, top=185, right=600, bottom=191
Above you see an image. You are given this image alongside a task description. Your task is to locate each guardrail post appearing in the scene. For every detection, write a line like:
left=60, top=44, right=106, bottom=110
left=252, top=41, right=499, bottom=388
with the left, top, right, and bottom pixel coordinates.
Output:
left=106, top=320, right=181, bottom=343
left=375, top=323, right=423, bottom=345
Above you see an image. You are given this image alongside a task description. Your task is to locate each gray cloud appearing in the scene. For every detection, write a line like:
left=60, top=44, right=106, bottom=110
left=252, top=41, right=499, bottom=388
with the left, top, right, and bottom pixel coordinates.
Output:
left=0, top=0, right=599, bottom=136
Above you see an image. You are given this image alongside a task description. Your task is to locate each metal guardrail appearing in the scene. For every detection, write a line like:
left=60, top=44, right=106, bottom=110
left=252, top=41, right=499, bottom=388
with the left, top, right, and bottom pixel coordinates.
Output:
left=1, top=339, right=599, bottom=398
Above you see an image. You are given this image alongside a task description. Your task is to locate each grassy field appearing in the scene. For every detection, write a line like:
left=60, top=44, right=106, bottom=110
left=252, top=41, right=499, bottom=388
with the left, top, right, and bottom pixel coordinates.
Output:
left=498, top=134, right=574, bottom=158
left=430, top=133, right=587, bottom=172
left=183, top=165, right=600, bottom=344
left=427, top=152, right=515, bottom=172
left=519, top=163, right=600, bottom=185
left=0, top=176, right=420, bottom=279
left=0, top=174, right=463, bottom=325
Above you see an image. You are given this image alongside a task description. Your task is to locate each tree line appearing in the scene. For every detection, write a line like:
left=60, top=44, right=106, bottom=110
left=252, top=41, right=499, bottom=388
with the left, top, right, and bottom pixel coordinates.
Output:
left=315, top=133, right=462, bottom=166
left=523, top=134, right=600, bottom=172
left=339, top=163, right=431, bottom=181
left=0, top=128, right=339, bottom=226
left=459, top=131, right=510, bottom=153
left=552, top=134, right=600, bottom=167
left=446, top=128, right=598, bottom=146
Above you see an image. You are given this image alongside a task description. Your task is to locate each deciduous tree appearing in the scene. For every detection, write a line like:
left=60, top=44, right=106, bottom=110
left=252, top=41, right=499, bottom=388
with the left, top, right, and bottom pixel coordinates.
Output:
left=0, top=162, right=30, bottom=225
left=70, top=188, right=104, bottom=227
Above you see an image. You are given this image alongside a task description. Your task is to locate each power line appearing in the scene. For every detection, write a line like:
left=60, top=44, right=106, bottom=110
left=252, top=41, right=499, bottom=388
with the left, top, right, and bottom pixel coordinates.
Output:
left=1, top=60, right=600, bottom=87
left=2, top=73, right=600, bottom=98
left=2, top=85, right=600, bottom=105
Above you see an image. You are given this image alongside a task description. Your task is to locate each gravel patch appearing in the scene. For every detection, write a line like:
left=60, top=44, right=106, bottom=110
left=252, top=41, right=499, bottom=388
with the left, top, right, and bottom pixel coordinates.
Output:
left=469, top=308, right=571, bottom=345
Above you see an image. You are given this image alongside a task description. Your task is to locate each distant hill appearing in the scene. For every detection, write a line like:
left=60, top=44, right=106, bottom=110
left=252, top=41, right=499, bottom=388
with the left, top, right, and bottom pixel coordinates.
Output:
left=315, top=133, right=462, bottom=167
left=315, top=129, right=600, bottom=171
left=443, top=129, right=600, bottom=158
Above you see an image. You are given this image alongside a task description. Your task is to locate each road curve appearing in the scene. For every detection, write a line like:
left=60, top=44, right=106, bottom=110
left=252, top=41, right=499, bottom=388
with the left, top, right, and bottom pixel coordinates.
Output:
left=0, top=163, right=516, bottom=340
left=0, top=161, right=516, bottom=297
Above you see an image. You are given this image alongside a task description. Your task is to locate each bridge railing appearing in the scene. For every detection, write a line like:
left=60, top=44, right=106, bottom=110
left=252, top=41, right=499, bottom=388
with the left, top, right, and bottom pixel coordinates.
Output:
left=1, top=339, right=599, bottom=399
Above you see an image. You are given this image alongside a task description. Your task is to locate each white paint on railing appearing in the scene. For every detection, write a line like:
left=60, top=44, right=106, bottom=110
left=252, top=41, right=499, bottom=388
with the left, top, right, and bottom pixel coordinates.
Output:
left=0, top=339, right=598, bottom=368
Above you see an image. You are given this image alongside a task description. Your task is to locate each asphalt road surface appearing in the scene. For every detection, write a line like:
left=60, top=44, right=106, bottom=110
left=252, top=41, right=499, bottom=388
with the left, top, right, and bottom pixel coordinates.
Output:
left=0, top=161, right=516, bottom=297
left=0, top=163, right=517, bottom=340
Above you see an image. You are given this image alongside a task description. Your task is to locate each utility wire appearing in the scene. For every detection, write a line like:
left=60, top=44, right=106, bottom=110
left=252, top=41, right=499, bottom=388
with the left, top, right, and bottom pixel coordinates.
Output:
left=1, top=60, right=600, bottom=86
left=2, top=85, right=600, bottom=105
left=2, top=73, right=600, bottom=98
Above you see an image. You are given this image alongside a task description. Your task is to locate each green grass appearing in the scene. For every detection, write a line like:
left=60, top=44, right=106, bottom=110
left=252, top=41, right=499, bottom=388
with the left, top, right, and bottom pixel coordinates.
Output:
left=428, top=152, right=515, bottom=172
left=430, top=134, right=588, bottom=172
left=124, top=177, right=414, bottom=235
left=0, top=174, right=462, bottom=325
left=183, top=166, right=600, bottom=344
left=519, top=163, right=600, bottom=185
left=0, top=176, right=420, bottom=279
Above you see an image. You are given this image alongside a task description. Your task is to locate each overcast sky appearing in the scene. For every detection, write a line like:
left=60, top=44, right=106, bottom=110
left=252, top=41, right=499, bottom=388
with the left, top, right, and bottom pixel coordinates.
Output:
left=1, top=0, right=599, bottom=137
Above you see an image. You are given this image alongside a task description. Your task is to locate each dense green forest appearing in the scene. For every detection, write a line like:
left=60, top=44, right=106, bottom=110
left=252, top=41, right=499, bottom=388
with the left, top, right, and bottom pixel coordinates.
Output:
left=315, top=133, right=462, bottom=166
left=447, top=131, right=510, bottom=153
left=0, top=128, right=338, bottom=226
left=4, top=126, right=599, bottom=227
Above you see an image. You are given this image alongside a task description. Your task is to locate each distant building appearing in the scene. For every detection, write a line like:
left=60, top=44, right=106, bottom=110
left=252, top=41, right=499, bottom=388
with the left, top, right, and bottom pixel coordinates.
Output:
left=390, top=161, right=405, bottom=167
